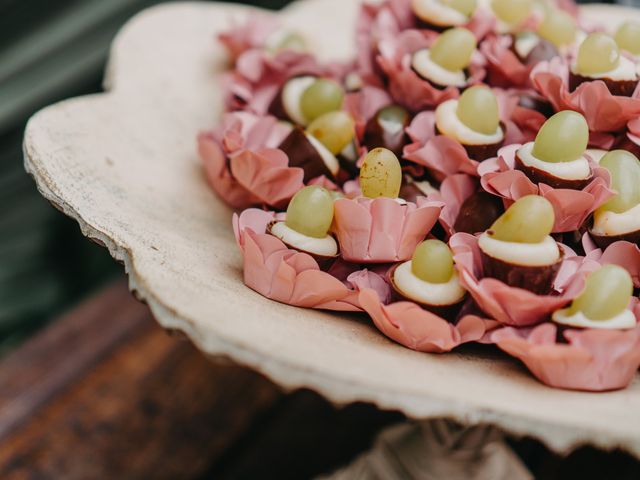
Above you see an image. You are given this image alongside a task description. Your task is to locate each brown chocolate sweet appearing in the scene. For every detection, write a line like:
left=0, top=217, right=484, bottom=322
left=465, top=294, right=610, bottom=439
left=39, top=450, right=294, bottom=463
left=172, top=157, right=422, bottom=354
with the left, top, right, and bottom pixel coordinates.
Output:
left=435, top=122, right=505, bottom=161
left=453, top=191, right=504, bottom=234
left=479, top=245, right=564, bottom=295
left=387, top=263, right=467, bottom=321
left=278, top=127, right=338, bottom=182
left=267, top=221, right=338, bottom=270
left=568, top=72, right=639, bottom=97
left=588, top=227, right=640, bottom=249
left=514, top=151, right=593, bottom=190
left=363, top=105, right=411, bottom=156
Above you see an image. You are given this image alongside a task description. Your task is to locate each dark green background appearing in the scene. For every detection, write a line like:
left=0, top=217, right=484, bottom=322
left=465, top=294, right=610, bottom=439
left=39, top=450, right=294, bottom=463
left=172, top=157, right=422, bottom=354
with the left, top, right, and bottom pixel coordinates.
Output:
left=0, top=0, right=621, bottom=351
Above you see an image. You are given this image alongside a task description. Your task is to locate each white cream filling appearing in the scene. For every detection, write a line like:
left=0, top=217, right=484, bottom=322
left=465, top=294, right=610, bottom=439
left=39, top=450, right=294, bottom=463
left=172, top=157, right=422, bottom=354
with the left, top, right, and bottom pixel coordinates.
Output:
left=514, top=32, right=540, bottom=59
left=271, top=222, right=338, bottom=256
left=344, top=72, right=363, bottom=92
left=478, top=233, right=560, bottom=267
left=411, top=0, right=470, bottom=26
left=435, top=99, right=504, bottom=146
left=282, top=76, right=315, bottom=126
left=552, top=309, right=636, bottom=330
left=412, top=49, right=468, bottom=88
left=394, top=261, right=467, bottom=306
left=571, top=55, right=638, bottom=81
left=592, top=203, right=640, bottom=237
left=306, top=133, right=340, bottom=176
left=517, top=142, right=591, bottom=181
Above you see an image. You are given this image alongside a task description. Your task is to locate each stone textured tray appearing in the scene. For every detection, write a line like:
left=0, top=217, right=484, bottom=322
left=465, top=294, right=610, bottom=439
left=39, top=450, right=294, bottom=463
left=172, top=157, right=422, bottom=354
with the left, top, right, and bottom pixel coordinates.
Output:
left=24, top=0, right=640, bottom=457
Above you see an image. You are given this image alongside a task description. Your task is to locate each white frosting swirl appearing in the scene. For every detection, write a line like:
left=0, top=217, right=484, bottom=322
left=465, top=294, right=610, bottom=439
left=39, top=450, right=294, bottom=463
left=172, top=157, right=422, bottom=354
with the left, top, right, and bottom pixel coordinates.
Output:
left=394, top=261, right=467, bottom=305
left=571, top=55, right=638, bottom=81
left=271, top=222, right=338, bottom=256
left=478, top=233, right=560, bottom=267
left=592, top=203, right=640, bottom=237
left=412, top=49, right=467, bottom=88
left=517, top=142, right=592, bottom=181
left=552, top=309, right=636, bottom=330
left=435, top=99, right=504, bottom=146
left=282, top=76, right=315, bottom=126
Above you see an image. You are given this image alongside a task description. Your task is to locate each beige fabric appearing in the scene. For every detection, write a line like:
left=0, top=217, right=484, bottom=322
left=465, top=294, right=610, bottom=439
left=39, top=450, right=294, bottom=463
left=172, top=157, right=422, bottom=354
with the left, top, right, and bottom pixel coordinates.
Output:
left=23, top=0, right=640, bottom=458
left=323, top=421, right=532, bottom=480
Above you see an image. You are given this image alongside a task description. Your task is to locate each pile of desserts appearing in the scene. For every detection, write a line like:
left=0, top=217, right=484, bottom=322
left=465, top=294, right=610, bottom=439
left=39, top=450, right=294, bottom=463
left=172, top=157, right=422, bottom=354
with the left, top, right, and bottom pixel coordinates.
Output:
left=198, top=0, right=640, bottom=391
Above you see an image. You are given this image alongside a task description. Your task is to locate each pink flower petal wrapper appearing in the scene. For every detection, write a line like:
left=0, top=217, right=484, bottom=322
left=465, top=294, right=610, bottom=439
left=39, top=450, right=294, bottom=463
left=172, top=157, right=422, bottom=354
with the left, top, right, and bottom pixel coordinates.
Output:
left=583, top=239, right=640, bottom=288
left=479, top=144, right=615, bottom=232
left=344, top=86, right=393, bottom=139
left=333, top=197, right=443, bottom=263
left=198, top=112, right=304, bottom=209
left=491, top=320, right=640, bottom=392
left=531, top=58, right=640, bottom=133
left=233, top=209, right=381, bottom=311
left=427, top=174, right=478, bottom=236
left=449, top=233, right=584, bottom=327
left=359, top=289, right=497, bottom=353
left=355, top=0, right=414, bottom=82
left=218, top=14, right=281, bottom=63
left=481, top=35, right=532, bottom=89
left=403, top=111, right=479, bottom=180
left=223, top=49, right=327, bottom=114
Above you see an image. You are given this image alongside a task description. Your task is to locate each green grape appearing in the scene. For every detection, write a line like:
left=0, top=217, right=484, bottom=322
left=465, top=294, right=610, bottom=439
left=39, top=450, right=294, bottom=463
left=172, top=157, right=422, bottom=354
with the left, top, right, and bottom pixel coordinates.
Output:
left=442, top=0, right=477, bottom=16
left=531, top=111, right=588, bottom=163
left=596, top=150, right=640, bottom=214
left=491, top=0, right=532, bottom=24
left=360, top=148, right=402, bottom=199
left=615, top=21, right=640, bottom=56
left=538, top=9, right=577, bottom=47
left=300, top=79, right=344, bottom=123
left=456, top=86, right=500, bottom=134
left=489, top=195, right=555, bottom=243
left=306, top=111, right=355, bottom=155
left=430, top=27, right=477, bottom=71
left=268, top=32, right=307, bottom=54
left=563, top=265, right=633, bottom=320
left=285, top=186, right=335, bottom=238
left=411, top=240, right=455, bottom=284
left=576, top=33, right=620, bottom=76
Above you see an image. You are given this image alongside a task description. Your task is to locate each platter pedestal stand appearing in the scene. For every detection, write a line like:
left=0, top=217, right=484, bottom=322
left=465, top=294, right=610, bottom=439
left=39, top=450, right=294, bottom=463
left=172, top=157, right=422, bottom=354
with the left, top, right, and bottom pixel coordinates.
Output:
left=324, top=420, right=532, bottom=479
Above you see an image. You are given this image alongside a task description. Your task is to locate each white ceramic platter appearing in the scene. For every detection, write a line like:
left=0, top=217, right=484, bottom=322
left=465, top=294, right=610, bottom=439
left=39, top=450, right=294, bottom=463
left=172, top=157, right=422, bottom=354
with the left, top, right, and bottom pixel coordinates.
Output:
left=24, top=0, right=640, bottom=457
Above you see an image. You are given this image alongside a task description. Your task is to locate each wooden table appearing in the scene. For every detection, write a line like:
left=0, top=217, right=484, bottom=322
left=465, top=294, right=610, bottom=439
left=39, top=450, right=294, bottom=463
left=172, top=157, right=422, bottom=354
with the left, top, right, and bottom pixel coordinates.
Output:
left=0, top=278, right=638, bottom=479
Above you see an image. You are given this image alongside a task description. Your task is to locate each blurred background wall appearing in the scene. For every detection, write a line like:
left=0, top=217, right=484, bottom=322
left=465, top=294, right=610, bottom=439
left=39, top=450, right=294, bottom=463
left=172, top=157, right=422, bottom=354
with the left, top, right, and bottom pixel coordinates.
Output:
left=0, top=0, right=625, bottom=352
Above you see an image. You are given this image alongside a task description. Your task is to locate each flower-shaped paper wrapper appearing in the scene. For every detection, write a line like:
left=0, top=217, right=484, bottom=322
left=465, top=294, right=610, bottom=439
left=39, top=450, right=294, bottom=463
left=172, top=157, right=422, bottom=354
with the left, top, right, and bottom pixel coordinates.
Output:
left=449, top=233, right=587, bottom=327
left=481, top=35, right=534, bottom=89
left=358, top=288, right=499, bottom=353
left=479, top=144, right=614, bottom=233
left=233, top=208, right=389, bottom=311
left=218, top=13, right=282, bottom=63
left=491, top=317, right=640, bottom=392
left=198, top=111, right=304, bottom=209
left=583, top=237, right=640, bottom=288
left=427, top=174, right=478, bottom=237
left=531, top=57, right=640, bottom=133
left=376, top=30, right=486, bottom=112
left=333, top=196, right=443, bottom=263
